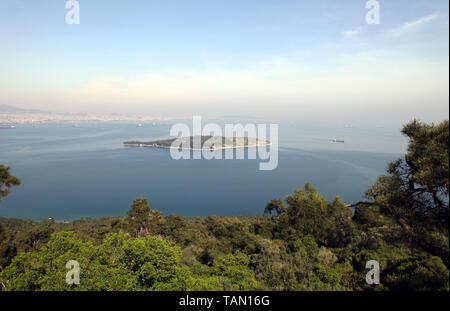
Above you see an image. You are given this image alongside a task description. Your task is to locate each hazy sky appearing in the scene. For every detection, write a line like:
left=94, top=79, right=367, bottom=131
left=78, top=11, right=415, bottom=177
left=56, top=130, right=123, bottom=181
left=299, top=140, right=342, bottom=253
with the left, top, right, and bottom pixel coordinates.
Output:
left=0, top=0, right=448, bottom=124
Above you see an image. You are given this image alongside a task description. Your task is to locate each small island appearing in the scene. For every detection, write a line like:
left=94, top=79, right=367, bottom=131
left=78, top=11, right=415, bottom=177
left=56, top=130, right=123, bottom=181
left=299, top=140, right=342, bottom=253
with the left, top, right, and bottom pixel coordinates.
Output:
left=124, top=136, right=271, bottom=150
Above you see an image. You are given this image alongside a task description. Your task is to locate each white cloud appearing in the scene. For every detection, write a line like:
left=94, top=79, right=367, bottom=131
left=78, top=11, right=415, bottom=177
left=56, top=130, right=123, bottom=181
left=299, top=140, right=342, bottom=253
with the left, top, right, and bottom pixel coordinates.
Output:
left=342, top=27, right=362, bottom=37
left=387, top=12, right=442, bottom=37
left=59, top=56, right=449, bottom=124
left=2, top=50, right=447, bottom=124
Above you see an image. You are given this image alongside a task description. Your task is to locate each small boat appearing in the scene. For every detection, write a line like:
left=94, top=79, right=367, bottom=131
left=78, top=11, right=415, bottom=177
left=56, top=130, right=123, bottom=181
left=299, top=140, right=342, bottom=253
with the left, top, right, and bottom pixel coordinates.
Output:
left=0, top=125, right=16, bottom=129
left=137, top=123, right=143, bottom=127
left=332, top=139, right=345, bottom=143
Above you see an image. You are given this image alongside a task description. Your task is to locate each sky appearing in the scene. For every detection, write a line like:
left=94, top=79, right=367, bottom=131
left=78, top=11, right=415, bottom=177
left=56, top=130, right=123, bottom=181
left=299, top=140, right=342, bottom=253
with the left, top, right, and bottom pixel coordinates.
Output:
left=0, top=0, right=448, bottom=125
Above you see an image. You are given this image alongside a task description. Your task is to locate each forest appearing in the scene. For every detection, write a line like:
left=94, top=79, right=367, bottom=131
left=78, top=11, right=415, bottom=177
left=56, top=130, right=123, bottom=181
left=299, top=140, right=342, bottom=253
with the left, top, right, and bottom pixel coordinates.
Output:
left=0, top=120, right=448, bottom=291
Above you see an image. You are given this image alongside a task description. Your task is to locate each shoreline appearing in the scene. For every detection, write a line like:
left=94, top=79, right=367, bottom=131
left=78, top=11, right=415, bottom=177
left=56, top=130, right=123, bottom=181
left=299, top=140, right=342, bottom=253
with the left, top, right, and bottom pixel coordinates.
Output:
left=123, top=142, right=272, bottom=150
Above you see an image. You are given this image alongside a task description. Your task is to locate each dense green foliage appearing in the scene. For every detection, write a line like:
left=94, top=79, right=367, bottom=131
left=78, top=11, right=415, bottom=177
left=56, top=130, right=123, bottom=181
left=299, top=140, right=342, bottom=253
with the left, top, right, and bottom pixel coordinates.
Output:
left=366, top=120, right=449, bottom=266
left=0, top=164, right=21, bottom=202
left=0, top=120, right=448, bottom=291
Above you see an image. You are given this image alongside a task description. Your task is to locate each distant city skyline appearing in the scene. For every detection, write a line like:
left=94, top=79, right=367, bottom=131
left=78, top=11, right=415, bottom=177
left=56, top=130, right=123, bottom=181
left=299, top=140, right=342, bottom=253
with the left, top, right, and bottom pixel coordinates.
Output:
left=0, top=0, right=448, bottom=125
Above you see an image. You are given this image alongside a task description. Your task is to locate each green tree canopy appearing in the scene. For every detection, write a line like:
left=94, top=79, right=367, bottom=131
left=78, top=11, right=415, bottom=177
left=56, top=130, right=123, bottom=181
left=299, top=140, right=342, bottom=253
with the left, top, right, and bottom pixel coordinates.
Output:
left=0, top=164, right=21, bottom=202
left=264, top=198, right=286, bottom=215
left=126, top=198, right=163, bottom=237
left=211, top=251, right=260, bottom=290
left=275, top=183, right=355, bottom=247
left=1, top=231, right=195, bottom=290
left=363, top=120, right=449, bottom=264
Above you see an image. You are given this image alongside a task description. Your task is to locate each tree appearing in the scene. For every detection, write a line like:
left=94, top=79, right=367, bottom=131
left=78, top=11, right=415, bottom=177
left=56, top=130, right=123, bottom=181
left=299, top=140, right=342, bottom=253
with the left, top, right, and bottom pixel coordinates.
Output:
left=211, top=251, right=260, bottom=290
left=15, top=225, right=54, bottom=252
left=1, top=231, right=194, bottom=290
left=163, top=215, right=186, bottom=242
left=353, top=120, right=449, bottom=265
left=0, top=164, right=21, bottom=202
left=126, top=198, right=163, bottom=237
left=353, top=204, right=386, bottom=227
left=277, top=183, right=354, bottom=247
left=264, top=199, right=286, bottom=215
left=0, top=223, right=17, bottom=271
left=0, top=164, right=20, bottom=277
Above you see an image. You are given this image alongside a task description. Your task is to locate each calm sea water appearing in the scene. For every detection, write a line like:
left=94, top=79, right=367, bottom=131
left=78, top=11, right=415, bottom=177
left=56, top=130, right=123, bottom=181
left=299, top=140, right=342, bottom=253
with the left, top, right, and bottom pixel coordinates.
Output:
left=0, top=121, right=406, bottom=220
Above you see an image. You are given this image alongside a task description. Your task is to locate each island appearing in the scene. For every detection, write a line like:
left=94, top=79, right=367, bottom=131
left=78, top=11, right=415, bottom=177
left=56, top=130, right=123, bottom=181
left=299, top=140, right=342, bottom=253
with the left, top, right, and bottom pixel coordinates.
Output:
left=123, top=136, right=271, bottom=150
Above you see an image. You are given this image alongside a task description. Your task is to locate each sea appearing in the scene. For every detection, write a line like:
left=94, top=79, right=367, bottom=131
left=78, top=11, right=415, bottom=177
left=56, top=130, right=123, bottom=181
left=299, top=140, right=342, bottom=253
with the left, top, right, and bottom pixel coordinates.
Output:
left=0, top=121, right=407, bottom=220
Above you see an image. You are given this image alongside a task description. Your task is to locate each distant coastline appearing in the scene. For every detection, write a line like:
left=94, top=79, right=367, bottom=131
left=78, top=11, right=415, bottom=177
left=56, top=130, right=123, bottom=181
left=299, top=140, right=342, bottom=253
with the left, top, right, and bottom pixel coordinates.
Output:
left=0, top=112, right=169, bottom=124
left=0, top=105, right=172, bottom=124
